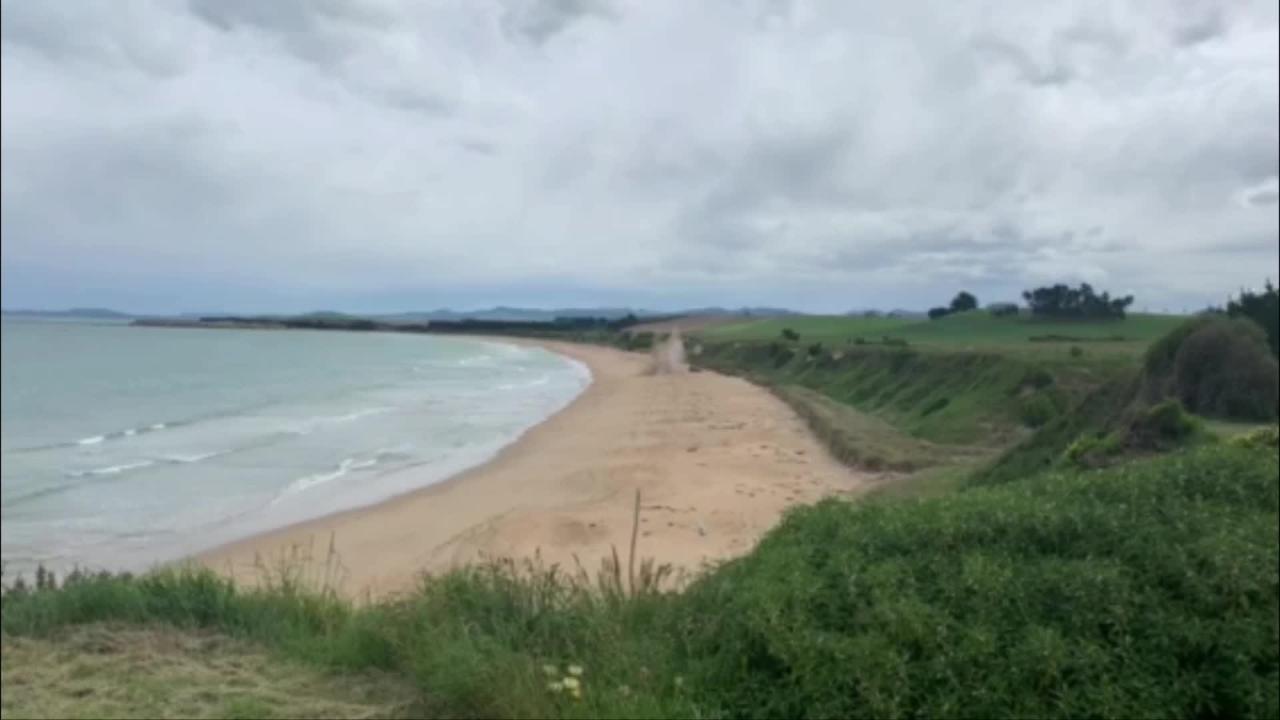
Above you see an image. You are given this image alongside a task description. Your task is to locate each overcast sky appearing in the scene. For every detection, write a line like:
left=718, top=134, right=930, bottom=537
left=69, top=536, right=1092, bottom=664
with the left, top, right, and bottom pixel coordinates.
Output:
left=2, top=0, right=1276, bottom=314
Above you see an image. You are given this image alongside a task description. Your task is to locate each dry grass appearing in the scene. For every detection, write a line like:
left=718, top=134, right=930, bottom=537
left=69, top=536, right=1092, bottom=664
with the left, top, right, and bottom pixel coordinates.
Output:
left=0, top=624, right=419, bottom=719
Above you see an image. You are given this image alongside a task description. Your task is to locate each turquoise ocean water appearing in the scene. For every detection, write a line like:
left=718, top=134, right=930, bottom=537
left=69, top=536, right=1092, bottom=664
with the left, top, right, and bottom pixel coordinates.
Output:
left=0, top=319, right=589, bottom=577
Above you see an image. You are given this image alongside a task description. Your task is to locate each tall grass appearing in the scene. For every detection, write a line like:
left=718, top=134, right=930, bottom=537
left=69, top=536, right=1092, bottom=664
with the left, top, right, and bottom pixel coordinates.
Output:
left=4, top=443, right=1276, bottom=719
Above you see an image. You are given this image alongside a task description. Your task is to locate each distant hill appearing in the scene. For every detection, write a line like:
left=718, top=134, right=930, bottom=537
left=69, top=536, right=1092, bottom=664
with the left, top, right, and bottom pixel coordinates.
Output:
left=374, top=306, right=804, bottom=324
left=2, top=307, right=134, bottom=319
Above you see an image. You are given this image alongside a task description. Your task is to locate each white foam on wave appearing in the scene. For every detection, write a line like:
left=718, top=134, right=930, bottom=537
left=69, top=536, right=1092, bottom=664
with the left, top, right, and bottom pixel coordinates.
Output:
left=274, top=456, right=379, bottom=502
left=68, top=460, right=156, bottom=478
left=496, top=374, right=551, bottom=391
left=290, top=407, right=393, bottom=435
left=77, top=435, right=106, bottom=446
left=163, top=451, right=222, bottom=464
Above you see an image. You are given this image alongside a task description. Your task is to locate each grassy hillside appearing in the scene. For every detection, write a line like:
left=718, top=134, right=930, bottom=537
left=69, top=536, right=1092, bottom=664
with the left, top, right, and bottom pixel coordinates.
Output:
left=3, top=443, right=1276, bottom=718
left=693, top=340, right=1087, bottom=447
left=702, top=312, right=1187, bottom=360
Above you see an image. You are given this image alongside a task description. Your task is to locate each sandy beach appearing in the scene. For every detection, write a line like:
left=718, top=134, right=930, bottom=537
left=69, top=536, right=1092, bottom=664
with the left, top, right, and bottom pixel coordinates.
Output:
left=200, top=338, right=876, bottom=598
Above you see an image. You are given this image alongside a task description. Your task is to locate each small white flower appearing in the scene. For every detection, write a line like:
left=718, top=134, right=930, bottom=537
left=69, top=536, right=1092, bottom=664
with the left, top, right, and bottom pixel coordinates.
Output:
left=547, top=681, right=564, bottom=693
left=562, top=677, right=581, bottom=691
left=567, top=664, right=584, bottom=677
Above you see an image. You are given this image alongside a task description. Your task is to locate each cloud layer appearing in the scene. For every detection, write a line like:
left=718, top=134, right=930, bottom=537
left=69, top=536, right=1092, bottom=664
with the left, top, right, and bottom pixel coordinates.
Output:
left=2, top=0, right=1276, bottom=313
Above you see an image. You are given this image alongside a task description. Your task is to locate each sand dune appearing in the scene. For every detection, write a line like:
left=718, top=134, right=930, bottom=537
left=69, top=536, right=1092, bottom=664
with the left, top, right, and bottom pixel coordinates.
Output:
left=200, top=338, right=875, bottom=598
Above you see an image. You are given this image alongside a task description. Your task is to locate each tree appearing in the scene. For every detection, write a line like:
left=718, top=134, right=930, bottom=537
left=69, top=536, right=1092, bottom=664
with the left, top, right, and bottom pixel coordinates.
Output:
left=988, top=302, right=1019, bottom=317
left=1022, top=283, right=1134, bottom=320
left=950, top=291, right=978, bottom=313
left=780, top=328, right=800, bottom=342
left=1227, top=279, right=1279, bottom=357
left=927, top=307, right=951, bottom=320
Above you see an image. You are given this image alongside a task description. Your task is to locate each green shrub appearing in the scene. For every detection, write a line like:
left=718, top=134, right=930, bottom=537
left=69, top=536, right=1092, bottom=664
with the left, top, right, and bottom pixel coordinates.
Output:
left=1063, top=431, right=1124, bottom=468
left=677, top=445, right=1279, bottom=719
left=780, top=328, right=800, bottom=342
left=1229, top=425, right=1280, bottom=450
left=806, top=342, right=824, bottom=358
left=1069, top=345, right=1084, bottom=358
left=1019, top=394, right=1059, bottom=428
left=1172, top=318, right=1278, bottom=420
left=920, top=396, right=950, bottom=416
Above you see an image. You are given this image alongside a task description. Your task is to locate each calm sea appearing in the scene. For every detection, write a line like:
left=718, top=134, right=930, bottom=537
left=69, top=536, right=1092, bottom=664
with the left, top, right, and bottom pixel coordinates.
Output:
left=0, top=318, right=589, bottom=577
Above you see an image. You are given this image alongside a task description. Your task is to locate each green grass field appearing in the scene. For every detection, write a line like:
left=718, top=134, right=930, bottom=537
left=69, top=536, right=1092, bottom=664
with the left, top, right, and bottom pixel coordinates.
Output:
left=700, top=311, right=1188, bottom=360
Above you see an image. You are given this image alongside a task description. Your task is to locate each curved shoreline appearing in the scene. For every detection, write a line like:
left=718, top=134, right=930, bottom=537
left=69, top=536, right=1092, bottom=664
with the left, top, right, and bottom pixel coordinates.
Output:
left=199, top=338, right=875, bottom=599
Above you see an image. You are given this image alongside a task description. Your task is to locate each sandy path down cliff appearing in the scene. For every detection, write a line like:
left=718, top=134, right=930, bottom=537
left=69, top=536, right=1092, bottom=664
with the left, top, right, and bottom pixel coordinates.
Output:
left=201, top=338, right=874, bottom=598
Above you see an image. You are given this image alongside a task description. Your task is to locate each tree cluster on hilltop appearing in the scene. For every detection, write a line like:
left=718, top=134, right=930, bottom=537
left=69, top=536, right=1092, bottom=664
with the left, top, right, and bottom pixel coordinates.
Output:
left=928, top=291, right=979, bottom=320
left=1022, top=283, right=1134, bottom=320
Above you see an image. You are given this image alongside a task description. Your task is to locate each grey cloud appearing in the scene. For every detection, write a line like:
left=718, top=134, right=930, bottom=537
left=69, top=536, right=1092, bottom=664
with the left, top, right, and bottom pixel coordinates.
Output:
left=0, top=1, right=185, bottom=76
left=187, top=0, right=391, bottom=67
left=1245, top=189, right=1279, bottom=206
left=2, top=0, right=1277, bottom=314
left=501, top=0, right=616, bottom=45
left=1172, top=5, right=1227, bottom=46
left=971, top=35, right=1074, bottom=86
left=459, top=140, right=499, bottom=155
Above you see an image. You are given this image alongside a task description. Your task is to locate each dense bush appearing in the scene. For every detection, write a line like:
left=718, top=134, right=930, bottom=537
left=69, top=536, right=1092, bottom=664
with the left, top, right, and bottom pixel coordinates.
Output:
left=1172, top=318, right=1278, bottom=420
left=1125, top=399, right=1201, bottom=450
left=780, top=328, right=800, bottom=342
left=1227, top=279, right=1279, bottom=357
left=927, top=306, right=950, bottom=320
left=1019, top=393, right=1059, bottom=428
left=988, top=302, right=1020, bottom=317
left=675, top=445, right=1279, bottom=719
left=1143, top=315, right=1279, bottom=421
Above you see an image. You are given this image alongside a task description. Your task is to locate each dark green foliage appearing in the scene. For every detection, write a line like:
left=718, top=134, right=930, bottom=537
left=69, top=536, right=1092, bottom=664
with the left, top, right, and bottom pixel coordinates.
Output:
left=622, top=332, right=656, bottom=351
left=1017, top=367, right=1055, bottom=392
left=920, top=396, right=950, bottom=416
left=1227, top=279, right=1279, bottom=357
left=675, top=445, right=1279, bottom=719
left=1144, top=315, right=1279, bottom=421
left=806, top=342, right=824, bottom=358
left=950, top=291, right=978, bottom=313
left=1126, top=399, right=1201, bottom=450
left=927, top=306, right=950, bottom=320
left=1063, top=431, right=1124, bottom=468
left=1172, top=318, right=1278, bottom=420
left=1022, top=283, right=1134, bottom=320
left=780, top=328, right=800, bottom=342
left=988, top=302, right=1020, bottom=317
left=1019, top=394, right=1059, bottom=428
left=1144, top=314, right=1215, bottom=380
left=1069, top=345, right=1084, bottom=358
